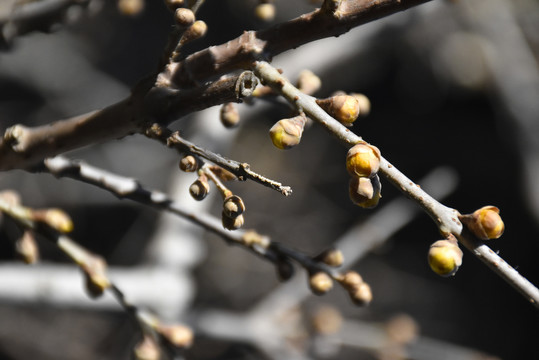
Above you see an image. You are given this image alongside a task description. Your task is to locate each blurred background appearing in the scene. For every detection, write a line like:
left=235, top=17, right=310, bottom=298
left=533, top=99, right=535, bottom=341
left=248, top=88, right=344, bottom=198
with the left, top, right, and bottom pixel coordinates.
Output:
left=0, top=0, right=538, bottom=359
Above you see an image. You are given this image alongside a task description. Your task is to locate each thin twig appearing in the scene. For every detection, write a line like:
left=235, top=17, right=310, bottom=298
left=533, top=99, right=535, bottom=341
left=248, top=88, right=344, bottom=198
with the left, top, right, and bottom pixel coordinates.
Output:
left=252, top=60, right=539, bottom=308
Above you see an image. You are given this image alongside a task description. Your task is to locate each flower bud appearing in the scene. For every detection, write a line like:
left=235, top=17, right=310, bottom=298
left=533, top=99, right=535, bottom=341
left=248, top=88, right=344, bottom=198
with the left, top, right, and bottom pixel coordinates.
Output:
left=181, top=20, right=207, bottom=44
left=349, top=282, right=372, bottom=306
left=220, top=102, right=240, bottom=128
left=350, top=93, right=371, bottom=117
left=118, top=0, right=144, bottom=16
left=223, top=195, right=245, bottom=219
left=428, top=239, right=463, bottom=277
left=34, top=208, right=74, bottom=233
left=255, top=3, right=275, bottom=21
left=179, top=155, right=198, bottom=172
left=460, top=206, right=504, bottom=240
left=349, top=175, right=381, bottom=208
left=309, top=272, right=333, bottom=295
left=158, top=324, right=194, bottom=348
left=134, top=335, right=160, bottom=360
left=222, top=212, right=244, bottom=230
left=296, top=70, right=322, bottom=95
left=316, top=95, right=360, bottom=126
left=269, top=115, right=306, bottom=150
left=174, top=8, right=195, bottom=28
left=189, top=177, right=210, bottom=201
left=315, top=248, right=344, bottom=267
left=82, top=256, right=110, bottom=298
left=338, top=270, right=363, bottom=291
left=15, top=230, right=39, bottom=264
left=346, top=143, right=381, bottom=178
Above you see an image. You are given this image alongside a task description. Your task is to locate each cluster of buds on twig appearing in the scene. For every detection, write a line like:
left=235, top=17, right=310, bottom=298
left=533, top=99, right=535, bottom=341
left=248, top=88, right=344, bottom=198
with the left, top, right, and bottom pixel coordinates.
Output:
left=346, top=143, right=382, bottom=208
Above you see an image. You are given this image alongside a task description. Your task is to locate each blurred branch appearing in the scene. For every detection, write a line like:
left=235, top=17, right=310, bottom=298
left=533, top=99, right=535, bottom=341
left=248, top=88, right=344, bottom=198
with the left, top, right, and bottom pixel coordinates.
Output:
left=252, top=60, right=539, bottom=308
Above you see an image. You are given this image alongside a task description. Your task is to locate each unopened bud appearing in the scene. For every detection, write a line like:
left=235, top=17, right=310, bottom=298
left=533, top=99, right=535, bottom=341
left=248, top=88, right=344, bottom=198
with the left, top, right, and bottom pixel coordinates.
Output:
left=316, top=248, right=344, bottom=267
left=349, top=282, right=372, bottom=306
left=460, top=206, right=504, bottom=240
left=189, top=177, right=210, bottom=201
left=220, top=102, right=240, bottom=128
left=351, top=93, right=371, bottom=117
left=82, top=256, right=110, bottom=298
left=428, top=238, right=463, bottom=277
left=346, top=143, right=381, bottom=178
left=223, top=195, right=245, bottom=219
left=15, top=230, right=39, bottom=264
left=255, top=3, right=275, bottom=21
left=297, top=70, right=322, bottom=95
left=222, top=212, right=244, bottom=230
left=179, top=155, right=198, bottom=172
left=339, top=270, right=363, bottom=291
left=349, top=175, right=381, bottom=208
left=158, top=324, right=194, bottom=349
left=118, top=0, right=144, bottom=16
left=269, top=115, right=306, bottom=150
left=134, top=335, right=160, bottom=360
left=309, top=272, right=333, bottom=295
left=316, top=95, right=360, bottom=126
left=174, top=8, right=195, bottom=28
left=35, top=208, right=74, bottom=233
left=181, top=20, right=207, bottom=44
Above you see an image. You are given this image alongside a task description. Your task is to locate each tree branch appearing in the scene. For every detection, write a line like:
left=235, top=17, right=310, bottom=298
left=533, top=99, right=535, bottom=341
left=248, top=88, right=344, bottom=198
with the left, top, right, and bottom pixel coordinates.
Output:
left=252, top=60, right=539, bottom=308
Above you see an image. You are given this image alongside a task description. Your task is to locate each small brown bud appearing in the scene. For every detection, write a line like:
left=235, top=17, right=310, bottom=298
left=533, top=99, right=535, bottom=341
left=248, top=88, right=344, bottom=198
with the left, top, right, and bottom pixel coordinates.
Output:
left=349, top=282, right=372, bottom=306
left=315, top=248, right=344, bottom=267
left=255, top=3, right=275, bottom=21
left=134, top=335, right=160, bottom=360
left=316, top=95, right=360, bottom=126
left=179, top=155, right=198, bottom=172
left=346, top=143, right=381, bottom=178
left=118, top=0, right=144, bottom=16
left=174, top=8, right=195, bottom=28
left=428, top=238, right=463, bottom=277
left=189, top=177, right=210, bottom=201
left=269, top=115, right=307, bottom=150
left=349, top=175, right=381, bottom=208
left=15, top=230, right=39, bottom=264
left=223, top=195, right=245, bottom=219
left=296, top=70, right=322, bottom=95
left=222, top=212, right=244, bottom=230
left=182, top=20, right=207, bottom=44
left=220, top=102, right=240, bottom=128
left=309, top=272, right=333, bottom=295
left=339, top=270, right=363, bottom=290
left=158, top=324, right=194, bottom=349
left=82, top=256, right=110, bottom=298
left=34, top=208, right=74, bottom=233
left=460, top=206, right=504, bottom=240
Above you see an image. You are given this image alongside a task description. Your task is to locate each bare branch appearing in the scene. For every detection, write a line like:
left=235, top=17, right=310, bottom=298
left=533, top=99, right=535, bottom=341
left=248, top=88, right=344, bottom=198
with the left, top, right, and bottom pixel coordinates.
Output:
left=252, top=60, right=539, bottom=308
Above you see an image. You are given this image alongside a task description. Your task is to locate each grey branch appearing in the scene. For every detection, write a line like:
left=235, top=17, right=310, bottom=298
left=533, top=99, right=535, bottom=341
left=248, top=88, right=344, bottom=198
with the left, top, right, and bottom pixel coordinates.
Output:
left=252, top=60, right=539, bottom=308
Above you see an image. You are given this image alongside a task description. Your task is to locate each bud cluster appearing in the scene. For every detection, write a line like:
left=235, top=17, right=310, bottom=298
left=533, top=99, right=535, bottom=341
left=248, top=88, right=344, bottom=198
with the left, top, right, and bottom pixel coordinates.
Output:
left=222, top=195, right=245, bottom=230
left=337, top=270, right=373, bottom=305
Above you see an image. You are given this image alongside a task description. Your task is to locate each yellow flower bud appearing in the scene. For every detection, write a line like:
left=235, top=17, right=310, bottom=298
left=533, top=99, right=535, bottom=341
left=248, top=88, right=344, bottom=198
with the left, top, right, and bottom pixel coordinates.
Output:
left=350, top=93, right=371, bottom=117
left=174, top=8, right=195, bottom=28
left=223, top=195, right=245, bottom=219
left=309, top=272, right=333, bottom=295
left=349, top=282, right=372, bottom=306
left=134, top=335, right=160, bottom=360
left=15, top=230, right=39, bottom=264
left=179, top=155, right=198, bottom=172
left=346, top=143, right=381, bottom=177
left=189, top=176, right=210, bottom=201
left=222, top=212, right=244, bottom=230
left=428, top=239, right=463, bottom=277
left=338, top=270, right=363, bottom=291
left=349, top=175, right=381, bottom=208
left=254, top=3, right=275, bottom=21
left=35, top=208, right=74, bottom=233
left=220, top=102, right=240, bottom=128
left=460, top=206, right=504, bottom=240
left=158, top=324, right=194, bottom=348
left=181, top=20, right=207, bottom=45
left=316, top=95, right=360, bottom=126
left=269, top=115, right=306, bottom=150
left=82, top=256, right=110, bottom=298
left=316, top=248, right=344, bottom=267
